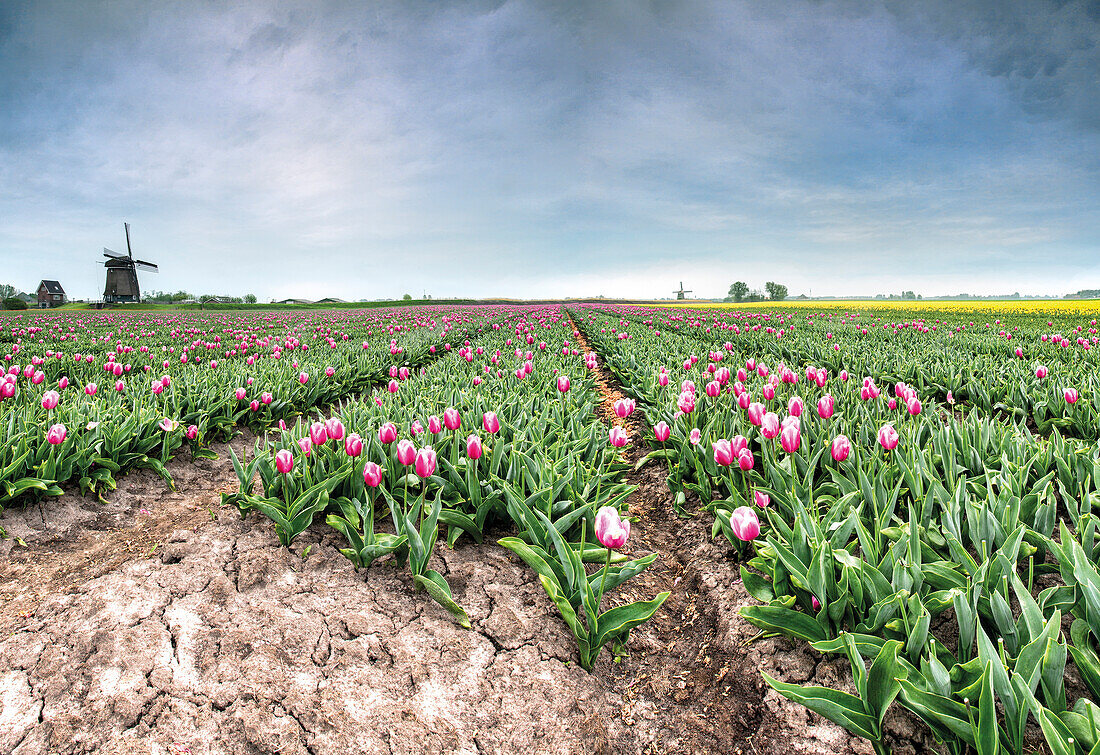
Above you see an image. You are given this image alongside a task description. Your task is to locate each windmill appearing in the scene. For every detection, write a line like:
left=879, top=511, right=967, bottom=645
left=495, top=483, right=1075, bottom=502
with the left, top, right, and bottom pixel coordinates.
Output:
left=673, top=281, right=692, bottom=300
left=102, top=223, right=158, bottom=303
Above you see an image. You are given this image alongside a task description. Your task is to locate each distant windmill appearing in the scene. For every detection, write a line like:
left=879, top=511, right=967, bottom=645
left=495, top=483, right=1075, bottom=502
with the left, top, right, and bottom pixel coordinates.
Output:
left=673, top=281, right=692, bottom=300
left=102, top=223, right=158, bottom=303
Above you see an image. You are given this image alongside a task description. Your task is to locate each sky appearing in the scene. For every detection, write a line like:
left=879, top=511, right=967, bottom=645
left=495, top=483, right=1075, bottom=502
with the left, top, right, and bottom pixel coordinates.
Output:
left=1, top=0, right=1098, bottom=302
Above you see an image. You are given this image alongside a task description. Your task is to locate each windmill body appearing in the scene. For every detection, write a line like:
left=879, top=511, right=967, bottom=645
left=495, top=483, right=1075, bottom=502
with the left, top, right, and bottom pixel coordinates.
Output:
left=673, top=281, right=692, bottom=300
left=102, top=223, right=157, bottom=303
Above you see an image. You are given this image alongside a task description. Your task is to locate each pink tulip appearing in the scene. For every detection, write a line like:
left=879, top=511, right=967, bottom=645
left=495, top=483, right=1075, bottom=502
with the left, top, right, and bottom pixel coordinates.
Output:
left=677, top=392, right=696, bottom=414
left=729, top=506, right=760, bottom=541
left=378, top=422, right=398, bottom=444
left=1065, top=388, right=1079, bottom=404
left=594, top=506, right=630, bottom=549
left=297, top=437, right=312, bottom=457
left=261, top=392, right=273, bottom=405
left=387, top=379, right=399, bottom=393
left=657, top=372, right=669, bottom=387
left=410, top=420, right=424, bottom=436
left=428, top=415, right=443, bottom=434
left=1015, top=347, right=1023, bottom=358
left=325, top=366, right=335, bottom=377
left=713, top=439, right=734, bottom=466
left=780, top=423, right=801, bottom=453
left=762, top=383, right=775, bottom=401
left=0, top=382, right=13, bottom=400
left=31, top=371, right=44, bottom=385
left=114, top=379, right=125, bottom=392
left=817, top=394, right=835, bottom=419
left=46, top=423, right=67, bottom=445
left=159, top=418, right=179, bottom=432
left=653, top=421, right=670, bottom=442
left=325, top=418, right=345, bottom=441
left=396, top=439, right=416, bottom=465
left=761, top=412, right=780, bottom=439
left=444, top=408, right=461, bottom=430
left=831, top=435, right=851, bottom=461
left=309, top=421, right=328, bottom=446
left=41, top=390, right=60, bottom=410
left=840, top=370, right=849, bottom=382
left=906, top=397, right=922, bottom=415
left=730, top=435, right=748, bottom=456
left=483, top=411, right=500, bottom=434
left=344, top=433, right=363, bottom=457
left=689, top=428, right=702, bottom=445
left=887, top=398, right=897, bottom=410
left=609, top=426, right=629, bottom=448
left=235, top=387, right=247, bottom=401
left=363, top=461, right=383, bottom=487
left=557, top=375, right=571, bottom=393
left=754, top=491, right=770, bottom=508
left=58, top=376, right=69, bottom=390
left=186, top=425, right=199, bottom=440
left=788, top=396, right=804, bottom=417
left=414, top=447, right=437, bottom=478
left=275, top=449, right=294, bottom=473
left=249, top=399, right=260, bottom=412
left=737, top=448, right=754, bottom=470
left=1036, top=365, right=1048, bottom=379
left=466, top=434, right=483, bottom=459
left=614, top=398, right=636, bottom=418
left=747, top=402, right=765, bottom=426
left=151, top=381, right=164, bottom=395
left=705, top=380, right=720, bottom=398
left=878, top=424, right=899, bottom=451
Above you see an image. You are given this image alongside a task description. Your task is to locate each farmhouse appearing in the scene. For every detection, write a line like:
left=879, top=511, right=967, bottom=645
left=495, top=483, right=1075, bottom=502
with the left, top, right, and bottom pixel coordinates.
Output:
left=36, top=280, right=66, bottom=308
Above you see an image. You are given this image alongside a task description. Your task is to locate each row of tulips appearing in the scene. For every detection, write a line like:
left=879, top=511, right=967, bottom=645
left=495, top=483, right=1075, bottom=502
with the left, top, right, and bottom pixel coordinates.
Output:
left=571, top=303, right=1100, bottom=755
left=0, top=306, right=538, bottom=519
left=224, top=305, right=668, bottom=669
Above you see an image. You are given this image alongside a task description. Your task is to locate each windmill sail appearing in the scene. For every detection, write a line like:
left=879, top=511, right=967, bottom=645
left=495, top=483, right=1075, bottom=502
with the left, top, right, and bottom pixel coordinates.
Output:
left=102, top=223, right=156, bottom=303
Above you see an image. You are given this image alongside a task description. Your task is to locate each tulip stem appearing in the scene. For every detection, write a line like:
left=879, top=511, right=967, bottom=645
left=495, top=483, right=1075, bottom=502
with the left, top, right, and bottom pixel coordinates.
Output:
left=597, top=546, right=613, bottom=610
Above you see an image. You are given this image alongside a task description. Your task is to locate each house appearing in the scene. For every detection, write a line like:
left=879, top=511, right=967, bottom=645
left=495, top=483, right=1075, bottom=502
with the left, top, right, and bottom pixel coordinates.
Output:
left=276, top=298, right=313, bottom=305
left=36, top=280, right=66, bottom=308
left=316, top=297, right=346, bottom=304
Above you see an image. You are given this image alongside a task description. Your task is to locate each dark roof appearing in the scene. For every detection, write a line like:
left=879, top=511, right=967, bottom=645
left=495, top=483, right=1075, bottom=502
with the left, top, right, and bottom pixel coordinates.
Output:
left=39, top=280, right=65, bottom=294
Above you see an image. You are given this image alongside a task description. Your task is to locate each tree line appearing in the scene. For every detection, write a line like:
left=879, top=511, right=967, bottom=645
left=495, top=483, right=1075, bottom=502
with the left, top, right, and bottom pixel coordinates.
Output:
left=725, top=281, right=788, bottom=302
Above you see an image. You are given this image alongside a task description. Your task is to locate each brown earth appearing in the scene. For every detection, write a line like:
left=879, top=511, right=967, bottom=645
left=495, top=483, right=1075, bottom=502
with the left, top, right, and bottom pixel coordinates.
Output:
left=0, top=327, right=944, bottom=755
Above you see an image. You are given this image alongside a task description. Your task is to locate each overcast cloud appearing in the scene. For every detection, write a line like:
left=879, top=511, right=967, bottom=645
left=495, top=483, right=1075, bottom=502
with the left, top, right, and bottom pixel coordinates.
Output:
left=1, top=0, right=1098, bottom=301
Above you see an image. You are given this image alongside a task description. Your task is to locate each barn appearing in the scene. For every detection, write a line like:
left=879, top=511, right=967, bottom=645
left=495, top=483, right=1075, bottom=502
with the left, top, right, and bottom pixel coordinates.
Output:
left=36, top=280, right=66, bottom=308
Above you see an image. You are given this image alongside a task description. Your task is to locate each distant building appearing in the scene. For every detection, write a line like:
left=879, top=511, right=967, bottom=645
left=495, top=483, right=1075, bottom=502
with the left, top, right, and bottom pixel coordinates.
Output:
left=277, top=298, right=313, bottom=305
left=36, top=280, right=66, bottom=308
left=316, top=297, right=346, bottom=304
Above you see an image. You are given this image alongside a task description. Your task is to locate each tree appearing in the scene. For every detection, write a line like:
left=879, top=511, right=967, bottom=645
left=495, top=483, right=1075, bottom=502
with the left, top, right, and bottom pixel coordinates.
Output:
left=0, top=284, right=16, bottom=300
left=728, top=281, right=749, bottom=302
left=402, top=293, right=412, bottom=300
left=765, top=282, right=788, bottom=301
left=244, top=294, right=257, bottom=304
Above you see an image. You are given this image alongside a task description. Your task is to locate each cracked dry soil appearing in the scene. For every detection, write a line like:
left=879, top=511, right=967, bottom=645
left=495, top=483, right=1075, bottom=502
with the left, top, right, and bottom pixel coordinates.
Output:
left=0, top=360, right=943, bottom=755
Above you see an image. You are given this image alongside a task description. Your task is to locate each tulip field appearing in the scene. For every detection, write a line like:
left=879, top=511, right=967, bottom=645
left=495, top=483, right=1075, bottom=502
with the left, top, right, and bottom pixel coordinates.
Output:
left=2, top=300, right=1100, bottom=753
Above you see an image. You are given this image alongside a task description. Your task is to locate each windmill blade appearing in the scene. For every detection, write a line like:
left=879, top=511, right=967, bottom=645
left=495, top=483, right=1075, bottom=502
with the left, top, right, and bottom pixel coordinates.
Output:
left=134, top=261, right=158, bottom=272
left=103, top=248, right=128, bottom=260
left=124, top=222, right=133, bottom=259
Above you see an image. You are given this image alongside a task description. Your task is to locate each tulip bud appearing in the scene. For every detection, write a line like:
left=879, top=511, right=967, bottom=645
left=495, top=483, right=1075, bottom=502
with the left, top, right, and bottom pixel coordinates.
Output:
left=414, top=447, right=437, bottom=478
left=275, top=449, right=294, bottom=473
left=363, top=461, right=383, bottom=487
left=594, top=506, right=630, bottom=549
left=653, top=421, right=670, bottom=442
left=46, top=423, right=67, bottom=445
left=344, top=433, right=363, bottom=457
left=396, top=439, right=416, bottom=466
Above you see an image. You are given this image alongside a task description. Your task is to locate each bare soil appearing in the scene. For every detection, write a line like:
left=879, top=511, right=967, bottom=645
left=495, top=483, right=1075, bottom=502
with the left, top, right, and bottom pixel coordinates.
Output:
left=0, top=331, right=943, bottom=755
